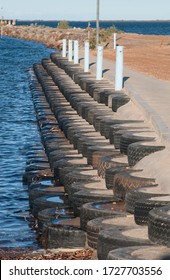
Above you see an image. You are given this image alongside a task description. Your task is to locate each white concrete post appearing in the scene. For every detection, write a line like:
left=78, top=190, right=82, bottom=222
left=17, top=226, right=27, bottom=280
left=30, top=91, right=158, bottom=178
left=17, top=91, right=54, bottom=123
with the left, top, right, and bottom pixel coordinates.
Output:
left=96, top=45, right=103, bottom=80
left=68, top=40, right=73, bottom=61
left=113, top=33, right=117, bottom=50
left=62, top=39, right=67, bottom=57
left=115, top=46, right=124, bottom=91
left=74, top=40, right=79, bottom=64
left=84, top=41, right=90, bottom=72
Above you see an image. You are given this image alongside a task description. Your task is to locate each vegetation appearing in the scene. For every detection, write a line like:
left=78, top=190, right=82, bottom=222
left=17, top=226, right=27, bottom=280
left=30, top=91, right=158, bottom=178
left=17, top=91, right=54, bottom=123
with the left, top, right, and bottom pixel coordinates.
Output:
left=57, top=20, right=70, bottom=29
left=89, top=25, right=122, bottom=49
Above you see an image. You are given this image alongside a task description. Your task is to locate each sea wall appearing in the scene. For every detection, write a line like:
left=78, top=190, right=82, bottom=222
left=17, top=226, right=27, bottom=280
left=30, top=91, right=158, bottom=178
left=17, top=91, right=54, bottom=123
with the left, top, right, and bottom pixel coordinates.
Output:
left=22, top=51, right=170, bottom=259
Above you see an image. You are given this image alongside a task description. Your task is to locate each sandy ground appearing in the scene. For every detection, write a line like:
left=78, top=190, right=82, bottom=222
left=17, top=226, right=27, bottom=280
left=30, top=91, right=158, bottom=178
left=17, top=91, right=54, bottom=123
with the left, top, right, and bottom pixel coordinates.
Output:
left=103, top=33, right=170, bottom=81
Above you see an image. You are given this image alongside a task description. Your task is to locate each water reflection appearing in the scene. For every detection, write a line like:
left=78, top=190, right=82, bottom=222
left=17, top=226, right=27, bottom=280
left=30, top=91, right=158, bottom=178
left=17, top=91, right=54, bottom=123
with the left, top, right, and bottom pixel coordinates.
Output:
left=0, top=36, right=55, bottom=248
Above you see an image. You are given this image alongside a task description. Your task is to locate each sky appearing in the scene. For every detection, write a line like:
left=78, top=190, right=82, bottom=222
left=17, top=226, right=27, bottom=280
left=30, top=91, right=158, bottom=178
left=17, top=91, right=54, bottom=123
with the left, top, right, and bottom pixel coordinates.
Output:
left=0, top=0, right=170, bottom=21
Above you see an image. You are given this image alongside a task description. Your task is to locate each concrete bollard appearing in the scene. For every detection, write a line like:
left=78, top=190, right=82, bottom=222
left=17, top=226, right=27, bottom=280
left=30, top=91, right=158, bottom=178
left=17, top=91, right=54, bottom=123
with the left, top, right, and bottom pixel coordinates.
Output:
left=62, top=39, right=67, bottom=57
left=84, top=41, right=90, bottom=72
left=68, top=40, right=73, bottom=61
left=115, top=46, right=124, bottom=91
left=113, top=33, right=117, bottom=50
left=96, top=45, right=103, bottom=80
left=74, top=40, right=79, bottom=64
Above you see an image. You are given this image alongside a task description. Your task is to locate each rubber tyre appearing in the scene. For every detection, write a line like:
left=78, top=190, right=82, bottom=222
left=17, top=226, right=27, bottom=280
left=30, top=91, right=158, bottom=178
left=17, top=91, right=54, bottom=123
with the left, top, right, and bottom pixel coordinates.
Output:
left=72, top=189, right=119, bottom=216
left=120, top=132, right=156, bottom=155
left=98, top=154, right=128, bottom=178
left=32, top=194, right=69, bottom=218
left=37, top=206, right=75, bottom=233
left=113, top=170, right=155, bottom=199
left=41, top=218, right=86, bottom=249
left=87, top=214, right=138, bottom=249
left=80, top=200, right=125, bottom=231
left=107, top=245, right=170, bottom=260
left=97, top=226, right=152, bottom=259
left=125, top=185, right=168, bottom=214
left=105, top=166, right=129, bottom=189
left=134, top=195, right=170, bottom=225
left=148, top=205, right=170, bottom=246
left=127, top=142, right=165, bottom=167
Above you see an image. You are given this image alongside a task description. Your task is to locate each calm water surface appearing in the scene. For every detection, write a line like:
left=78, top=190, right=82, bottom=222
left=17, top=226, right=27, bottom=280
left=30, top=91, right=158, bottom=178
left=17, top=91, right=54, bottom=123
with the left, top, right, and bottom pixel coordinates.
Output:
left=17, top=20, right=170, bottom=35
left=0, top=36, right=55, bottom=248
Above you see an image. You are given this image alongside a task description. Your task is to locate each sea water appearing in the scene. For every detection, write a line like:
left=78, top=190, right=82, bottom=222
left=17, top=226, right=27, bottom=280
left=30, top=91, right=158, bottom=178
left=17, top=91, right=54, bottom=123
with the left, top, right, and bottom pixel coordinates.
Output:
left=0, top=36, right=55, bottom=248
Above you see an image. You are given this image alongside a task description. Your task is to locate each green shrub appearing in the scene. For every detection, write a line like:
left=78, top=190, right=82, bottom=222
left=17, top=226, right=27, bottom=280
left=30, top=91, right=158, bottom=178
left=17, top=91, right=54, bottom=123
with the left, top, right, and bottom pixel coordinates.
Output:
left=57, top=20, right=70, bottom=29
left=89, top=25, right=122, bottom=49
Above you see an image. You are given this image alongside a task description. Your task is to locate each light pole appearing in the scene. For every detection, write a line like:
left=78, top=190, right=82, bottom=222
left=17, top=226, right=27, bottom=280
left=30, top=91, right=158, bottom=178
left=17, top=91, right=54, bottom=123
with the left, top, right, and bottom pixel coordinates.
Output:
left=96, top=0, right=100, bottom=47
left=1, top=6, right=3, bottom=39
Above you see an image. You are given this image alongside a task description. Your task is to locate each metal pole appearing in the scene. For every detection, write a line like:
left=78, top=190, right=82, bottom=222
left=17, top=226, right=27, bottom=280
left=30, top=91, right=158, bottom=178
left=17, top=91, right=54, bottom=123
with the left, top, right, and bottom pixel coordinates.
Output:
left=115, top=46, right=124, bottom=91
left=96, top=0, right=100, bottom=47
left=113, top=33, right=117, bottom=50
left=68, top=40, right=73, bottom=61
left=84, top=41, right=90, bottom=72
left=96, top=45, right=103, bottom=80
left=0, top=20, right=2, bottom=39
left=1, top=7, right=3, bottom=39
left=88, top=21, right=91, bottom=41
left=74, top=40, right=79, bottom=64
left=62, top=39, right=67, bottom=57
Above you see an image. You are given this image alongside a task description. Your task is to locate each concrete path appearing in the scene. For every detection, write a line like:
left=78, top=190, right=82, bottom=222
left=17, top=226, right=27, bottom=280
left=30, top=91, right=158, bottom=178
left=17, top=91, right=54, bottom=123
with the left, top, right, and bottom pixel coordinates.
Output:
left=79, top=50, right=170, bottom=146
left=78, top=49, right=170, bottom=192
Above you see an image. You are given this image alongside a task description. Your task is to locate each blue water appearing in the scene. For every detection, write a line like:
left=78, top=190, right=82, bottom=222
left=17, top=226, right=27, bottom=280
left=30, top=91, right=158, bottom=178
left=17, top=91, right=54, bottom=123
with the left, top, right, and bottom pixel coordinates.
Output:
left=0, top=36, right=55, bottom=248
left=17, top=20, right=170, bottom=35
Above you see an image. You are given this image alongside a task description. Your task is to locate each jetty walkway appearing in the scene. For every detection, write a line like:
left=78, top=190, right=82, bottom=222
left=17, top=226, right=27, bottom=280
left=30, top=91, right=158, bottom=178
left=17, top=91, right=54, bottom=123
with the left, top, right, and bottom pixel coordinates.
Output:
left=86, top=51, right=170, bottom=145
left=79, top=49, right=170, bottom=192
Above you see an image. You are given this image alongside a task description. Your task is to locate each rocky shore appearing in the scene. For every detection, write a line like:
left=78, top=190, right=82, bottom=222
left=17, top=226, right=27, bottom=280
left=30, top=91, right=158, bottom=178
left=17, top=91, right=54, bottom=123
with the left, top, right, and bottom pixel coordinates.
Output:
left=3, top=25, right=88, bottom=50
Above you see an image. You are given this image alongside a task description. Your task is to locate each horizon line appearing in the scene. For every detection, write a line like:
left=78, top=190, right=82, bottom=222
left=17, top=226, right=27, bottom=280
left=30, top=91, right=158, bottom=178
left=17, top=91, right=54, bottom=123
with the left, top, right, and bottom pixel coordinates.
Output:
left=16, top=19, right=170, bottom=22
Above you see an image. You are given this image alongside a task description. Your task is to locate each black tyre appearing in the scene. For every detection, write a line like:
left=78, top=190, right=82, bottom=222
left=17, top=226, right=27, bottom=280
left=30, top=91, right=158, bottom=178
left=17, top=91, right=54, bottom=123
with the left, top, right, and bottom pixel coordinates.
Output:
left=134, top=195, right=170, bottom=225
left=80, top=200, right=125, bottom=231
left=107, top=245, right=170, bottom=260
left=125, top=185, right=169, bottom=214
left=25, top=163, right=50, bottom=172
left=98, top=154, right=128, bottom=178
left=120, top=132, right=156, bottom=155
left=62, top=168, right=100, bottom=193
left=101, top=119, right=143, bottom=139
left=105, top=166, right=128, bottom=189
left=37, top=206, right=75, bottom=232
left=110, top=93, right=130, bottom=112
left=23, top=169, right=53, bottom=185
left=87, top=214, right=136, bottom=249
left=127, top=141, right=165, bottom=167
left=72, top=189, right=118, bottom=216
left=32, top=194, right=69, bottom=218
left=67, top=179, right=106, bottom=206
left=111, top=129, right=148, bottom=149
left=148, top=205, right=170, bottom=246
left=97, top=226, right=152, bottom=259
left=93, top=113, right=114, bottom=132
left=41, top=217, right=86, bottom=249
left=86, top=145, right=117, bottom=167
left=91, top=150, right=115, bottom=169
left=29, top=185, right=65, bottom=209
left=113, top=170, right=155, bottom=199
